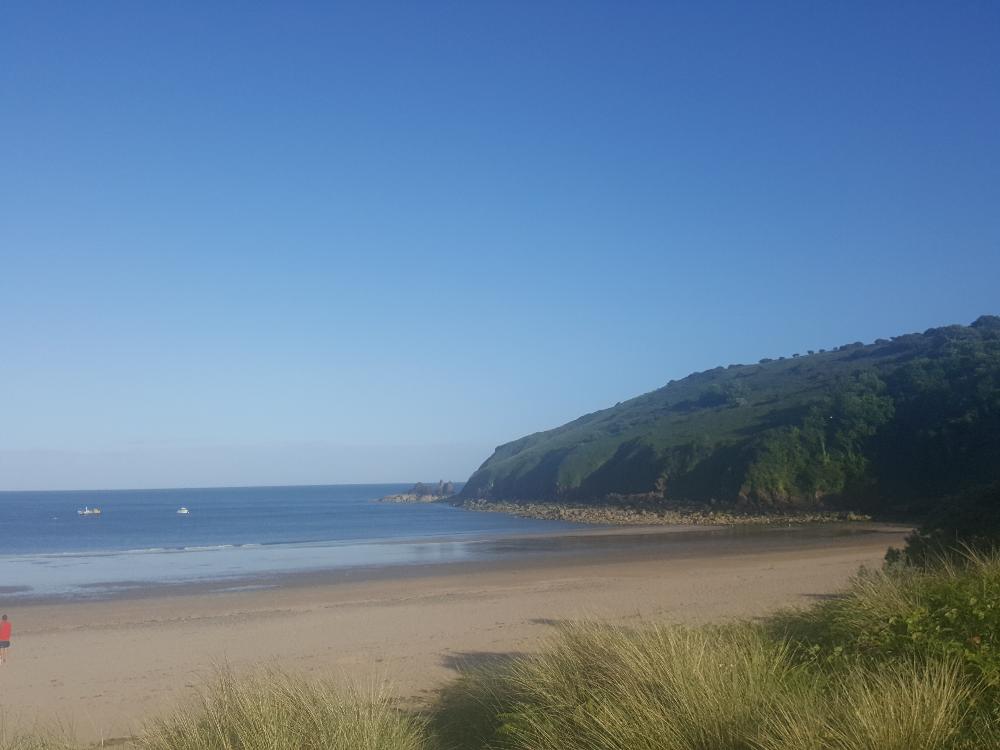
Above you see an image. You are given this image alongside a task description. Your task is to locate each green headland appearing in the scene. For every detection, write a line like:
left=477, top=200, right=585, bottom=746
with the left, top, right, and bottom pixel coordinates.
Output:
left=462, top=316, right=1000, bottom=520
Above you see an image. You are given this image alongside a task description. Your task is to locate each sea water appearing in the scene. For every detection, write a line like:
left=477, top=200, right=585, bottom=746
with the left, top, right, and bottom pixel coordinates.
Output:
left=0, top=484, right=584, bottom=599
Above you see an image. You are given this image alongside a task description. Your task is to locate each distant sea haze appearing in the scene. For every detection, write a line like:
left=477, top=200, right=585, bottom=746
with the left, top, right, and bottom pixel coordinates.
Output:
left=0, top=484, right=584, bottom=600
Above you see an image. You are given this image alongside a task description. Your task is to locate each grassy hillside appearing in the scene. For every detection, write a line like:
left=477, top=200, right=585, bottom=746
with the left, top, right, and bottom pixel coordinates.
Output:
left=461, top=316, right=1000, bottom=514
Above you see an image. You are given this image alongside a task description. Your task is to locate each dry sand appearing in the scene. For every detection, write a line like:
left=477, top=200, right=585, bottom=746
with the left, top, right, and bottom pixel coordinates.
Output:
left=0, top=524, right=907, bottom=743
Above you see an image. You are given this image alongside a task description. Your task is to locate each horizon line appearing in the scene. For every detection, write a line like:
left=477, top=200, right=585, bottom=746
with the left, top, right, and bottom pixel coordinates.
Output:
left=0, top=479, right=466, bottom=495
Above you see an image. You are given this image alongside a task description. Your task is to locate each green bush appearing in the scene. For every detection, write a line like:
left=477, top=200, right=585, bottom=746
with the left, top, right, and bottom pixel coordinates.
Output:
left=894, top=482, right=1000, bottom=566
left=773, top=550, right=1000, bottom=690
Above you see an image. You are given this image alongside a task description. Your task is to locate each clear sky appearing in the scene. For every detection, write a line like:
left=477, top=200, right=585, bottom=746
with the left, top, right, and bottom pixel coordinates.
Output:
left=1, top=2, right=998, bottom=490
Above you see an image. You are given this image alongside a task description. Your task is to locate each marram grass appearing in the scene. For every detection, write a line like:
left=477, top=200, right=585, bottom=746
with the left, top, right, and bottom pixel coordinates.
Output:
left=761, top=659, right=971, bottom=750
left=136, top=668, right=426, bottom=750
left=432, top=623, right=974, bottom=750
left=0, top=714, right=77, bottom=750
left=495, top=623, right=808, bottom=750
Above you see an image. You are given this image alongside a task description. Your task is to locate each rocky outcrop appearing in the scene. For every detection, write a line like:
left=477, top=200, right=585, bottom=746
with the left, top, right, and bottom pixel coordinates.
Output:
left=380, top=480, right=456, bottom=503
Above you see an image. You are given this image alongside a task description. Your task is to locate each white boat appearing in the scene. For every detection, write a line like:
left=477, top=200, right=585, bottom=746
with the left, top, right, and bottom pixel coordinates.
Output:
left=77, top=506, right=102, bottom=516
left=176, top=506, right=190, bottom=515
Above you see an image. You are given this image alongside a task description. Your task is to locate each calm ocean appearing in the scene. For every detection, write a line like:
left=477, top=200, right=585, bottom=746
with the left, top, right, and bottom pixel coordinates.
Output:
left=0, top=484, right=584, bottom=600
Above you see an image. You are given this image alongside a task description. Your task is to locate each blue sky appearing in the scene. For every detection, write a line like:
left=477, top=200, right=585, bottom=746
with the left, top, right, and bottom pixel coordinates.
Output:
left=1, top=2, right=998, bottom=490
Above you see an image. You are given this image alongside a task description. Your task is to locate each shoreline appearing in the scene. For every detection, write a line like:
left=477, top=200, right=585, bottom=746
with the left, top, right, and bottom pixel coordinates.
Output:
left=7, top=521, right=907, bottom=606
left=452, top=497, right=875, bottom=526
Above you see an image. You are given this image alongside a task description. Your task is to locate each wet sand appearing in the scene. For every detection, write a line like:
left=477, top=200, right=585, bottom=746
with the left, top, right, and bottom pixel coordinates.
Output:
left=0, top=523, right=907, bottom=743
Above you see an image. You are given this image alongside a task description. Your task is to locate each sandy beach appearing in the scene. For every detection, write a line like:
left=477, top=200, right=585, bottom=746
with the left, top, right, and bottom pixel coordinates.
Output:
left=0, top=524, right=907, bottom=744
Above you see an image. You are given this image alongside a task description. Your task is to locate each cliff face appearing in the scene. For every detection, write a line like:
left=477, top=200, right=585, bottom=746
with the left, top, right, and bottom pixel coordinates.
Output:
left=462, top=317, right=1000, bottom=515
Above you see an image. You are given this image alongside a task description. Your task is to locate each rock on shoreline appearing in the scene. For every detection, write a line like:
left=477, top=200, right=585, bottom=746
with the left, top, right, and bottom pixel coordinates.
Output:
left=453, top=499, right=870, bottom=526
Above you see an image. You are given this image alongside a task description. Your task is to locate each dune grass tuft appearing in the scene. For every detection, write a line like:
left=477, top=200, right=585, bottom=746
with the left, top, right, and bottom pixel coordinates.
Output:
left=761, top=659, right=972, bottom=750
left=0, top=733, right=73, bottom=750
left=494, top=622, right=808, bottom=750
left=823, top=660, right=971, bottom=750
left=432, top=624, right=975, bottom=750
left=0, top=714, right=77, bottom=750
left=136, top=668, right=425, bottom=750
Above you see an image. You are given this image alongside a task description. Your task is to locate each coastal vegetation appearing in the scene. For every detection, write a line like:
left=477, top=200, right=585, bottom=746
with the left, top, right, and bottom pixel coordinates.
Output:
left=7, top=547, right=1000, bottom=749
left=432, top=625, right=974, bottom=750
left=138, top=670, right=426, bottom=750
left=889, top=482, right=1000, bottom=566
left=460, top=316, right=1000, bottom=521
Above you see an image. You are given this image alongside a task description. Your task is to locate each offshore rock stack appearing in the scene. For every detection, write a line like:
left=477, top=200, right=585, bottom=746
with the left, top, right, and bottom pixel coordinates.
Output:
left=379, top=480, right=456, bottom=503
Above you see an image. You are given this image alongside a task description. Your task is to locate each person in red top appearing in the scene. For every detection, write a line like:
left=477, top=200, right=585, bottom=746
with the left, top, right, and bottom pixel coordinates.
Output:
left=0, top=614, right=10, bottom=664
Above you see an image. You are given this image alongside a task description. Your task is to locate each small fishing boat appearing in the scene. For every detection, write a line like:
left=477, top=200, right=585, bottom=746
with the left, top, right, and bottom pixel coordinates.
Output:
left=176, top=506, right=191, bottom=515
left=77, top=506, right=102, bottom=516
